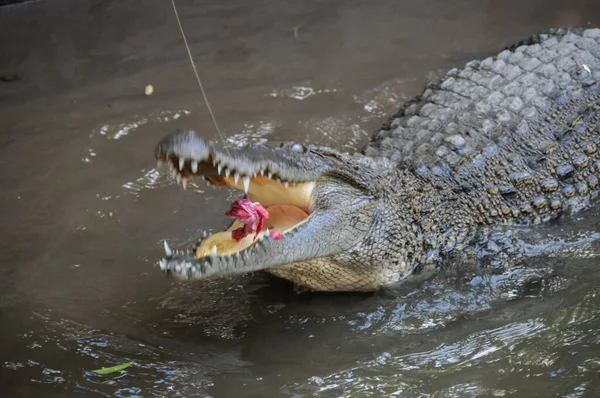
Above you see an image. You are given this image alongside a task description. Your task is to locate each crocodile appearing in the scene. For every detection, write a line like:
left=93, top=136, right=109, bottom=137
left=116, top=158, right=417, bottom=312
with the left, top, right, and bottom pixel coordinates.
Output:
left=155, top=28, right=600, bottom=292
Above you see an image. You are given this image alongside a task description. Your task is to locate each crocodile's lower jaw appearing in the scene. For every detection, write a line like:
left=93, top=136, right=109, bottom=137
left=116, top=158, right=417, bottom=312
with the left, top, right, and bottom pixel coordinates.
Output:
left=159, top=154, right=315, bottom=258
left=195, top=205, right=310, bottom=257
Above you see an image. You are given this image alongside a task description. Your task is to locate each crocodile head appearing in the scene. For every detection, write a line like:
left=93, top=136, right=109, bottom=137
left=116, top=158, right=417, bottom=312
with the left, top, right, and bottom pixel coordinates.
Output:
left=155, top=129, right=409, bottom=291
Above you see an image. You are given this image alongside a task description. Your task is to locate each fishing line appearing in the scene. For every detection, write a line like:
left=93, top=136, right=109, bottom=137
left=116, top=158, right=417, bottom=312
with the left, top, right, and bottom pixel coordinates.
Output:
left=170, top=0, right=228, bottom=147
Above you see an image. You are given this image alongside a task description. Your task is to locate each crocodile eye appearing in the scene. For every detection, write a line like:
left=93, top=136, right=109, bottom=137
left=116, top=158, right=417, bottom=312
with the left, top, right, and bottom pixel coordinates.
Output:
left=291, top=143, right=305, bottom=153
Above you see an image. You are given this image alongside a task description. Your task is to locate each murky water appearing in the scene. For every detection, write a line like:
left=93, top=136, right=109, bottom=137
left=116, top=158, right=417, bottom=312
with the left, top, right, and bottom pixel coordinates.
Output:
left=1, top=0, right=600, bottom=396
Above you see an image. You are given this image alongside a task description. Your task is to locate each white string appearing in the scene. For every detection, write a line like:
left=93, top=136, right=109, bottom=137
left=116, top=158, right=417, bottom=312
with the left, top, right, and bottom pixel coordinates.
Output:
left=170, top=0, right=227, bottom=145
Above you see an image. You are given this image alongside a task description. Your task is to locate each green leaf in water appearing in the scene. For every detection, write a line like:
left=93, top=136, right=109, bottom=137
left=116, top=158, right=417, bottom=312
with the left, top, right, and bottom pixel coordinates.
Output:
left=91, top=361, right=133, bottom=375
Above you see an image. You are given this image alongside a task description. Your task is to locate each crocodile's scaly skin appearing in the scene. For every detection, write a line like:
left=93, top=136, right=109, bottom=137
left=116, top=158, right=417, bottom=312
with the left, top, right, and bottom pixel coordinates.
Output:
left=366, top=29, right=600, bottom=225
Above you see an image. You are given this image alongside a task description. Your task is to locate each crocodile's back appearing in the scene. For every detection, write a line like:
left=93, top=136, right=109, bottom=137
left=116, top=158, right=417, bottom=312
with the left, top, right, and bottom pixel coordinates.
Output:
left=365, top=28, right=600, bottom=224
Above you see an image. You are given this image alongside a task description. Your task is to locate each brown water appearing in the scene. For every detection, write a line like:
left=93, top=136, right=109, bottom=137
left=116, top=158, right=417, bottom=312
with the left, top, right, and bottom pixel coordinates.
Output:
left=1, top=0, right=600, bottom=396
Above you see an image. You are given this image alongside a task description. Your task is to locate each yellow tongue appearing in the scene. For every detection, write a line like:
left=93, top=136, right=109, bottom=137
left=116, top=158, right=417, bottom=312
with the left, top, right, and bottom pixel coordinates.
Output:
left=195, top=204, right=308, bottom=258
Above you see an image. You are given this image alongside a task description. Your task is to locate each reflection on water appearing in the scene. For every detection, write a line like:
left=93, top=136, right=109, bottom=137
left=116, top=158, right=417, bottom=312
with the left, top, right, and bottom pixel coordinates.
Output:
left=1, top=0, right=600, bottom=396
left=93, top=109, right=191, bottom=142
left=304, top=283, right=600, bottom=397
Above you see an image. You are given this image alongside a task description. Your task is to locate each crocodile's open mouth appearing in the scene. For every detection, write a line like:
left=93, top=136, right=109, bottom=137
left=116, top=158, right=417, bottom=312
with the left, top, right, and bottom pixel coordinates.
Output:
left=156, top=150, right=316, bottom=260
left=154, top=130, right=368, bottom=283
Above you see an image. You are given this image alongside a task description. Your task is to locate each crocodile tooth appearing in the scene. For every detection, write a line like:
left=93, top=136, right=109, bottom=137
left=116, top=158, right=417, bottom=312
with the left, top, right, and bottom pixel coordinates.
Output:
left=217, top=163, right=223, bottom=175
left=284, top=182, right=289, bottom=188
left=260, top=170, right=264, bottom=176
left=210, top=245, right=217, bottom=257
left=163, top=241, right=172, bottom=256
left=191, top=160, right=198, bottom=173
left=176, top=173, right=182, bottom=185
left=234, top=172, right=240, bottom=184
left=203, top=230, right=207, bottom=238
left=225, top=168, right=230, bottom=178
left=243, top=176, right=250, bottom=194
left=182, top=178, right=188, bottom=190
left=268, top=172, right=273, bottom=179
left=178, top=158, right=185, bottom=171
left=159, top=258, right=167, bottom=270
left=253, top=172, right=257, bottom=178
